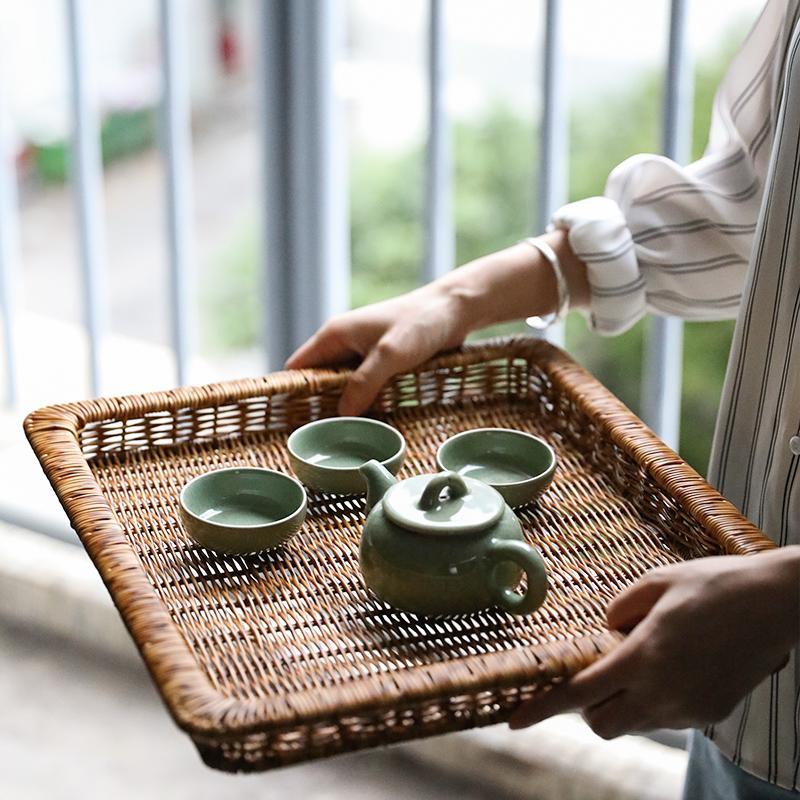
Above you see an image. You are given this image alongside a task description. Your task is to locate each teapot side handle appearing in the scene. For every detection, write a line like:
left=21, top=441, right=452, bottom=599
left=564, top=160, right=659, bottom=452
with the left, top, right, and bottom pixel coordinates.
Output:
left=485, top=539, right=548, bottom=615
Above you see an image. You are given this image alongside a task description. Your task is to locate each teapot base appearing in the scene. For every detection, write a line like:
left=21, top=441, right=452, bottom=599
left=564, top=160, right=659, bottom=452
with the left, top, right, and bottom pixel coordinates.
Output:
left=359, top=532, right=523, bottom=617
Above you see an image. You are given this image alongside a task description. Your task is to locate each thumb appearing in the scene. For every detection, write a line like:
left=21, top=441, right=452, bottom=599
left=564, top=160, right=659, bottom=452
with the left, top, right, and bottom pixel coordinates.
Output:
left=606, top=570, right=671, bottom=632
left=286, top=325, right=356, bottom=369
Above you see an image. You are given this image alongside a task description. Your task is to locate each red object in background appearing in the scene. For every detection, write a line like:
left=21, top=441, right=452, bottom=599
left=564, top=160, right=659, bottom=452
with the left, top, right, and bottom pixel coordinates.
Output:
left=218, top=24, right=240, bottom=75
left=16, top=143, right=33, bottom=173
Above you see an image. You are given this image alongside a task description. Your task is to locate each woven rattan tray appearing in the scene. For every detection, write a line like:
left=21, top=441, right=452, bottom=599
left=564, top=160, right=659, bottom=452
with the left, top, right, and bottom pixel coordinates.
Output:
left=25, top=337, right=772, bottom=772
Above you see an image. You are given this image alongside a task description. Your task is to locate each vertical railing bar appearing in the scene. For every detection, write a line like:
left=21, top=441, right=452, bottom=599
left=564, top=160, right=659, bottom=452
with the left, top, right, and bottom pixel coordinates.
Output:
left=532, top=0, right=568, bottom=347
left=0, top=76, right=19, bottom=408
left=662, top=0, right=694, bottom=163
left=422, top=0, right=453, bottom=283
left=66, top=0, right=107, bottom=397
left=642, top=0, right=693, bottom=449
left=159, top=0, right=194, bottom=386
left=257, top=1, right=292, bottom=369
left=287, top=0, right=349, bottom=344
left=325, top=1, right=350, bottom=321
left=536, top=0, right=567, bottom=235
left=257, top=0, right=348, bottom=370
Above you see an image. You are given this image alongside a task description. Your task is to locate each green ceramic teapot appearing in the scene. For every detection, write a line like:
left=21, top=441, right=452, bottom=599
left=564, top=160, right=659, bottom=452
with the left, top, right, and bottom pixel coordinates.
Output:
left=358, top=460, right=548, bottom=617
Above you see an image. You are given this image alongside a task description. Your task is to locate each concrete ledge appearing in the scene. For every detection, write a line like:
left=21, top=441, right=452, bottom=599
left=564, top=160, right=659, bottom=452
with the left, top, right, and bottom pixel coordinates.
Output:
left=0, top=523, right=137, bottom=662
left=0, top=523, right=686, bottom=799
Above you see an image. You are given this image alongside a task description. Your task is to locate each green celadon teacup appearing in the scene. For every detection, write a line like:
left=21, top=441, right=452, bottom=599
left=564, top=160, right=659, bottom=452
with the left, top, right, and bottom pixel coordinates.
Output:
left=179, top=467, right=307, bottom=554
left=287, top=416, right=406, bottom=495
left=436, top=428, right=557, bottom=508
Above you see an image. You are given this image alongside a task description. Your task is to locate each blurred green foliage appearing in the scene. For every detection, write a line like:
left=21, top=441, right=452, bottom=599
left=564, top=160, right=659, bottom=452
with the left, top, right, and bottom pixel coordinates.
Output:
left=207, top=25, right=748, bottom=476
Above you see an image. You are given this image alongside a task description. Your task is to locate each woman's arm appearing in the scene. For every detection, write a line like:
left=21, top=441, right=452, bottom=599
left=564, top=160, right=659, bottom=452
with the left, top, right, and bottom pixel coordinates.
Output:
left=291, top=1, right=794, bottom=413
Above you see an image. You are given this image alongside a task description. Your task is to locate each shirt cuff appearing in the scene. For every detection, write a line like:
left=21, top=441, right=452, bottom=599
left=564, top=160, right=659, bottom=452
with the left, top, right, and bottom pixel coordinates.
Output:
left=551, top=197, right=646, bottom=335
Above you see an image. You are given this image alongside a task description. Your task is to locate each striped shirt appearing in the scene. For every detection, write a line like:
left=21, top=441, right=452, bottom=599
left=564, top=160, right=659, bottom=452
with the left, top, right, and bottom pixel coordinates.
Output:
left=552, top=0, right=800, bottom=790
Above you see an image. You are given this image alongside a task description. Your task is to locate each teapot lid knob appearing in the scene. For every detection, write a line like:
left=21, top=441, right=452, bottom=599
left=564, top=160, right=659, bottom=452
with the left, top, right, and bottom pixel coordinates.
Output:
left=417, top=472, right=469, bottom=511
left=383, top=471, right=505, bottom=535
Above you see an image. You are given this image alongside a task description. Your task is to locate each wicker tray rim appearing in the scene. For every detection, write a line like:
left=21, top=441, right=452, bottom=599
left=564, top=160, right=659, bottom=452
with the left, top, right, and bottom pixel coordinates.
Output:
left=23, top=337, right=773, bottom=737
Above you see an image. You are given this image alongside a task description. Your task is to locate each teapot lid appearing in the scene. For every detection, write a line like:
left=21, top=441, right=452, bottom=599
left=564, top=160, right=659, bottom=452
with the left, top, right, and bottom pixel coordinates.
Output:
left=383, top=471, right=505, bottom=535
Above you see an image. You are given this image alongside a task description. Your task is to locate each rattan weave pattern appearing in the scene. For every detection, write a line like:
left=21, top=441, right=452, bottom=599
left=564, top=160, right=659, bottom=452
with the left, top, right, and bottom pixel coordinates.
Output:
left=24, top=338, right=773, bottom=772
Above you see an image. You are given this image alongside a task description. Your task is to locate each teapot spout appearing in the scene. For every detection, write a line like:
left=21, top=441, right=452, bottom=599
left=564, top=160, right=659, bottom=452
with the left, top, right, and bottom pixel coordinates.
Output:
left=359, top=459, right=397, bottom=512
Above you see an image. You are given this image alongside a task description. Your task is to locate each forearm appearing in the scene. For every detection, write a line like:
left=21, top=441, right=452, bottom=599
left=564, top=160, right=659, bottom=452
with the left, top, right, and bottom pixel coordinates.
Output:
left=431, top=229, right=590, bottom=333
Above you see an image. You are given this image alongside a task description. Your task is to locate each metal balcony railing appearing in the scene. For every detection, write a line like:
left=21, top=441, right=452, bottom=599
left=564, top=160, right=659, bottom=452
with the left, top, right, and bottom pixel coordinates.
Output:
left=0, top=0, right=692, bottom=538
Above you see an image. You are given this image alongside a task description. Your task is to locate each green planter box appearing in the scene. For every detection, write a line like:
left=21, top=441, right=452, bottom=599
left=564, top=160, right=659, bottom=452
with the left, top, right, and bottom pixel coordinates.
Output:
left=33, top=107, right=156, bottom=183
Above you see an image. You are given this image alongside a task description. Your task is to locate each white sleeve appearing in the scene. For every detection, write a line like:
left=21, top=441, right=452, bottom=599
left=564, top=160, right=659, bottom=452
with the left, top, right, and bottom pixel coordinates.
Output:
left=553, top=0, right=798, bottom=335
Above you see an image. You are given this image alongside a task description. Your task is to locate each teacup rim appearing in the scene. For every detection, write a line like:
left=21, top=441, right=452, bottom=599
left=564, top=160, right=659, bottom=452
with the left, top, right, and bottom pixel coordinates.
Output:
left=436, top=427, right=556, bottom=487
left=179, top=466, right=307, bottom=530
left=287, top=416, right=406, bottom=472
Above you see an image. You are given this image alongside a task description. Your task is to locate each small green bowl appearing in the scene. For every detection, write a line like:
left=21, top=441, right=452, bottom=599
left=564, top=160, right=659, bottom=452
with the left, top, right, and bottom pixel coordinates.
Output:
left=287, top=417, right=406, bottom=495
left=179, top=467, right=307, bottom=554
left=436, top=428, right=556, bottom=508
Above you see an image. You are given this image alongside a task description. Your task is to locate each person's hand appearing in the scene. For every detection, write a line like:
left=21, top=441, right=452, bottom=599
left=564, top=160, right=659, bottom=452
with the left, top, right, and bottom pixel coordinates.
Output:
left=286, top=282, right=472, bottom=415
left=508, top=548, right=800, bottom=739
left=287, top=232, right=590, bottom=415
